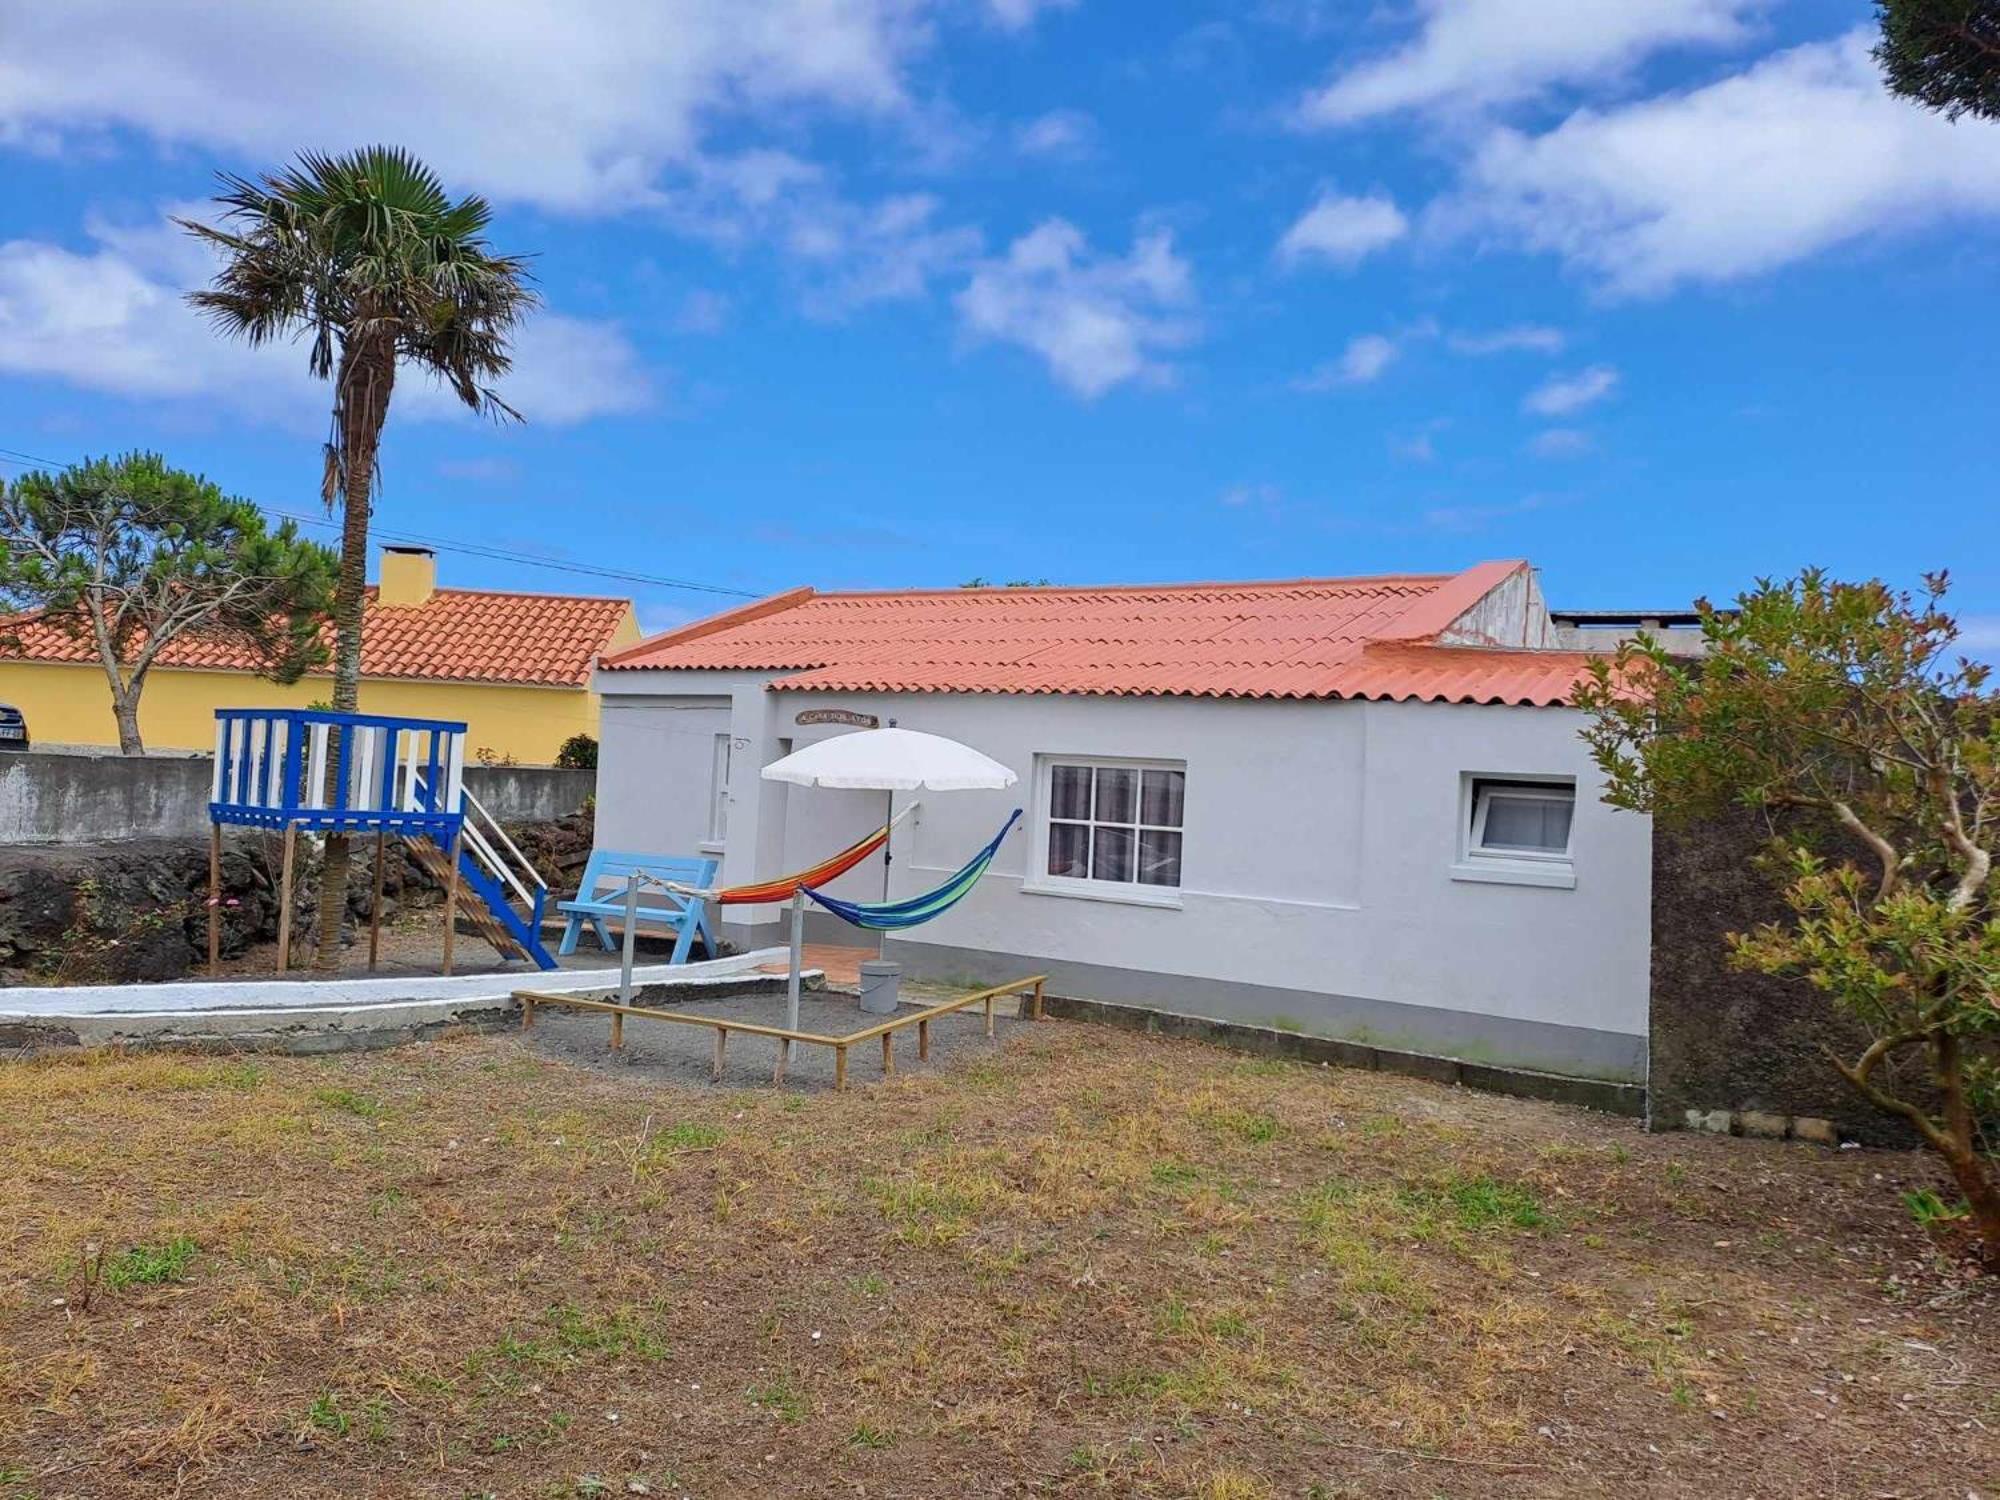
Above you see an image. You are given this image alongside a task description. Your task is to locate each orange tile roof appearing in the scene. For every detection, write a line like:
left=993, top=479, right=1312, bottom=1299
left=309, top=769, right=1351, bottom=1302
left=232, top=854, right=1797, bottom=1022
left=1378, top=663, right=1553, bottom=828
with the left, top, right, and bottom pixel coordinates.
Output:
left=3, top=587, right=633, bottom=688
left=601, top=562, right=1598, bottom=706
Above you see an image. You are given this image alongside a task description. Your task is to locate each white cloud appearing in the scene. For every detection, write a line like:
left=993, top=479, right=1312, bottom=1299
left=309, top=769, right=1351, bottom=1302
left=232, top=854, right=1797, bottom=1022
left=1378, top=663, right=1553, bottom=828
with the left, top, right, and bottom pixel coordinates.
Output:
left=985, top=0, right=1077, bottom=29
left=1449, top=28, right=2000, bottom=295
left=0, top=211, right=652, bottom=427
left=1220, top=481, right=1281, bottom=510
left=1523, top=365, right=1618, bottom=415
left=1015, top=108, right=1098, bottom=160
left=0, top=2, right=949, bottom=214
left=643, top=154, right=980, bottom=314
left=955, top=220, right=1196, bottom=398
left=1275, top=191, right=1409, bottom=269
left=787, top=194, right=983, bottom=318
left=1527, top=427, right=1593, bottom=457
left=1298, top=0, right=1761, bottom=126
left=673, top=289, right=732, bottom=335
left=1449, top=323, right=1565, bottom=355
left=1391, top=417, right=1449, bottom=462
left=1295, top=333, right=1399, bottom=390
left=1423, top=492, right=1557, bottom=532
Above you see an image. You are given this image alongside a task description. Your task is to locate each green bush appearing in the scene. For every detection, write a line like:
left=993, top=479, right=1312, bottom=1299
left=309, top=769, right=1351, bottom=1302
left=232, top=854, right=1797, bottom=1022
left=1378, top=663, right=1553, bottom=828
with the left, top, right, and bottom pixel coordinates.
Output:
left=555, top=733, right=598, bottom=770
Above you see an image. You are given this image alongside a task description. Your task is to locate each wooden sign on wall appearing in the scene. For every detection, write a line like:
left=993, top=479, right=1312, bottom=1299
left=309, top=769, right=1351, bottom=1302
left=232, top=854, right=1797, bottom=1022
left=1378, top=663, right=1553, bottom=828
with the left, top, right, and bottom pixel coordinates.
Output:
left=794, top=709, right=879, bottom=729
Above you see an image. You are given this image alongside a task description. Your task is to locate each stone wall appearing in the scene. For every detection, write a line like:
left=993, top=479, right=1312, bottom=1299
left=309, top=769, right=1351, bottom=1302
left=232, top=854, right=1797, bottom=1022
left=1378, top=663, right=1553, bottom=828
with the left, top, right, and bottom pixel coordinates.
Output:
left=0, top=808, right=594, bottom=986
left=0, top=750, right=593, bottom=844
left=1648, top=812, right=1925, bottom=1147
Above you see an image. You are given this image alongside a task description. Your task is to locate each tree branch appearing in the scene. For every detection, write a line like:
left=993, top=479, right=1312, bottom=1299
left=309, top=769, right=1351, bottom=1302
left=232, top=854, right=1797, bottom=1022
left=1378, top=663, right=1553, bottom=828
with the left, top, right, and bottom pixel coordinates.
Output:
left=1825, top=1035, right=1949, bottom=1155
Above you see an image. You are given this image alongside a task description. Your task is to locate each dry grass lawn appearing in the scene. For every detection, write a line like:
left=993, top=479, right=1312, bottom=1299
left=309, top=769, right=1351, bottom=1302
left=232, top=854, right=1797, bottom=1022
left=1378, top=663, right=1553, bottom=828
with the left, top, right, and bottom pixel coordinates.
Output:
left=1, top=1020, right=1995, bottom=1498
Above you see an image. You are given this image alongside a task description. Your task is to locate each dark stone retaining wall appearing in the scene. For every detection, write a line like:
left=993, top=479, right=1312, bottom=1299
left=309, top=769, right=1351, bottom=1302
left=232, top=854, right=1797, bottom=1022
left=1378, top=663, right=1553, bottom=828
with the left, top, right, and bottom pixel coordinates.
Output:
left=1648, top=813, right=1925, bottom=1147
left=0, top=809, right=594, bottom=987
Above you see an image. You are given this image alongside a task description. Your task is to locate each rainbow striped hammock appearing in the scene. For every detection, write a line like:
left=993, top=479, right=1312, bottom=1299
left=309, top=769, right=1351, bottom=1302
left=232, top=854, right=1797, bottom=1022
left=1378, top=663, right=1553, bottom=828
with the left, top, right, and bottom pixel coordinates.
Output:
left=686, top=807, right=913, bottom=907
left=803, top=810, right=1022, bottom=931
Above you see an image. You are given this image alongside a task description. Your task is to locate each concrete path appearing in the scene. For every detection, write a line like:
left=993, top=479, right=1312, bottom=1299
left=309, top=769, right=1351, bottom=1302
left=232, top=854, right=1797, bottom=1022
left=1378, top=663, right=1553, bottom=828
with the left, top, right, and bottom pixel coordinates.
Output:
left=0, top=948, right=795, bottom=1019
left=0, top=949, right=821, bottom=1054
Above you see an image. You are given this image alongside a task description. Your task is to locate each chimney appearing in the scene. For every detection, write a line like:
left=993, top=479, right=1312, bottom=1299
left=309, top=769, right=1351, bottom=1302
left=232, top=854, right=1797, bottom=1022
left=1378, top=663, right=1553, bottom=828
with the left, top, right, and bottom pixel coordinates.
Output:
left=379, top=545, right=436, bottom=607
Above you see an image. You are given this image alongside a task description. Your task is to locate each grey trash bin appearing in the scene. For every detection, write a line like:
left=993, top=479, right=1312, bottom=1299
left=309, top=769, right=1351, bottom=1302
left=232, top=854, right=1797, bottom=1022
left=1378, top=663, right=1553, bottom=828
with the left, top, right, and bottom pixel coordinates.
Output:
left=857, top=959, right=902, bottom=1015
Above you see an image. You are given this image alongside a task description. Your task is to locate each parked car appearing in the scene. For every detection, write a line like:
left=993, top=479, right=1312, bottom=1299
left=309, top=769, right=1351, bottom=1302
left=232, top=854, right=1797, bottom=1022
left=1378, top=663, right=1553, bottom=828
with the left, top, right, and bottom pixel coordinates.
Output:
left=0, top=702, right=28, bottom=750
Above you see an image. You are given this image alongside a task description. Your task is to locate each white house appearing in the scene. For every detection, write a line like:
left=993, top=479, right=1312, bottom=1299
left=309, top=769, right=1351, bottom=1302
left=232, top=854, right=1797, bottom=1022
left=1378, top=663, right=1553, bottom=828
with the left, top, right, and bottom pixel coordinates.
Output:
left=592, top=560, right=1652, bottom=1091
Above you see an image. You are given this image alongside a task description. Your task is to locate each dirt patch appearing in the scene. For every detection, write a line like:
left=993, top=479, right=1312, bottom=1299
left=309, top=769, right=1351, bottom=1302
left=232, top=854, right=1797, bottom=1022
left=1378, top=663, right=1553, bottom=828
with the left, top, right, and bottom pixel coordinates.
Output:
left=521, top=984, right=1025, bottom=1092
left=1, top=1021, right=1994, bottom=1498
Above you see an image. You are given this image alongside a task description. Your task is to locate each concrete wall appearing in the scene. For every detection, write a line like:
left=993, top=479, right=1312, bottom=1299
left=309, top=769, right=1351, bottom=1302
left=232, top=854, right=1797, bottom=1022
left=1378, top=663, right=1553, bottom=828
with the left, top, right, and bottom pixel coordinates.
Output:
left=593, top=673, right=1654, bottom=1081
left=0, top=750, right=593, bottom=844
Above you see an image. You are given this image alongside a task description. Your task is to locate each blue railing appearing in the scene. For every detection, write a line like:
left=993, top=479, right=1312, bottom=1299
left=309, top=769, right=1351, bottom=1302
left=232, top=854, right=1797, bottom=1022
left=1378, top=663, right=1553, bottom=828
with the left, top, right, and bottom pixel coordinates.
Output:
left=210, top=708, right=467, bottom=836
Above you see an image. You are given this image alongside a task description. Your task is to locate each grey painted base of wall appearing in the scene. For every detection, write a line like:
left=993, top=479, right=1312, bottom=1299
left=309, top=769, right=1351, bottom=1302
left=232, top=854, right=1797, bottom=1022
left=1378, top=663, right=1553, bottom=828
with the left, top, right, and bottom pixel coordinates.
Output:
left=888, top=938, right=1648, bottom=1086
left=1040, top=994, right=1643, bottom=1117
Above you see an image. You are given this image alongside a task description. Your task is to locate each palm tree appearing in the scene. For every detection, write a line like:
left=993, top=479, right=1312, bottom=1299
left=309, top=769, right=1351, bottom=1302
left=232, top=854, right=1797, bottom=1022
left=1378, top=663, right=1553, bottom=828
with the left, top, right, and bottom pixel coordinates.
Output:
left=181, top=147, right=537, bottom=967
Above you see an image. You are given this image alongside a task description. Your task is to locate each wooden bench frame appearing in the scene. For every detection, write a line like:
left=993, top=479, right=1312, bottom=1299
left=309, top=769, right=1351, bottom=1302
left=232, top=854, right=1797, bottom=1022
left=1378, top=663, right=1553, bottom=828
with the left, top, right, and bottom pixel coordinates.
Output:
left=556, top=850, right=718, bottom=965
left=512, top=974, right=1048, bottom=1091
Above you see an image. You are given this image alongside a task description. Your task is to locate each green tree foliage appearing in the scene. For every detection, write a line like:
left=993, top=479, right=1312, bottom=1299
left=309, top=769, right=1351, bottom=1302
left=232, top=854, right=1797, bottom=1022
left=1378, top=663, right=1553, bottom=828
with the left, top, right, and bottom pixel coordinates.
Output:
left=180, top=146, right=536, bottom=965
left=555, top=733, right=598, bottom=770
left=1576, top=571, right=1999, bottom=1269
left=0, top=453, right=335, bottom=755
left=1875, top=0, right=2000, bottom=121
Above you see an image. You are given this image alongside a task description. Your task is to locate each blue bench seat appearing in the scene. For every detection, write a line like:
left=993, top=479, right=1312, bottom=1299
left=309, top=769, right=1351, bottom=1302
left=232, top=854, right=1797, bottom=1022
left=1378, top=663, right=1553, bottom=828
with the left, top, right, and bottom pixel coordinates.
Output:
left=557, top=851, right=719, bottom=965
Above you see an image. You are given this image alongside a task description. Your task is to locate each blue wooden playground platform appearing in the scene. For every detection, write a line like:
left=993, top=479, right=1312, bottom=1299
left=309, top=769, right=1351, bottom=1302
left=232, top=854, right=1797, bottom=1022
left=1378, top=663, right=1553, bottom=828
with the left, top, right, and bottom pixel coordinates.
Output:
left=208, top=708, right=559, bottom=972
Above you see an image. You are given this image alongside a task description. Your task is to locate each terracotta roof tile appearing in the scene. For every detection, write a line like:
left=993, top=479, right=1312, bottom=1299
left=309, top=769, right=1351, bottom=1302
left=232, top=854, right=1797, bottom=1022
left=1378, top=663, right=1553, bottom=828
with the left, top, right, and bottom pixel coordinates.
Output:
left=3, top=588, right=632, bottom=688
left=602, top=562, right=1599, bottom=706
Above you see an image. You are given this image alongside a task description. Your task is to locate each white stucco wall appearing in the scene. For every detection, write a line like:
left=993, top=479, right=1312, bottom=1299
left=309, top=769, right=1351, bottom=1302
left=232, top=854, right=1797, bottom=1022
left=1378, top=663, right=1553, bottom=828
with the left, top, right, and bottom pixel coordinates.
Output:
left=594, top=691, right=732, bottom=860
left=593, top=671, right=1653, bottom=1078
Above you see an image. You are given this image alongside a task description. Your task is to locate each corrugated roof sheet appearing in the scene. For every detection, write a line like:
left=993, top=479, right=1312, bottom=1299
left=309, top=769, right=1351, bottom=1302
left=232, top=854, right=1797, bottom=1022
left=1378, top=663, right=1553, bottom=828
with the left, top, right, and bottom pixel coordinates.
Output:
left=3, top=587, right=633, bottom=688
left=600, top=561, right=1597, bottom=706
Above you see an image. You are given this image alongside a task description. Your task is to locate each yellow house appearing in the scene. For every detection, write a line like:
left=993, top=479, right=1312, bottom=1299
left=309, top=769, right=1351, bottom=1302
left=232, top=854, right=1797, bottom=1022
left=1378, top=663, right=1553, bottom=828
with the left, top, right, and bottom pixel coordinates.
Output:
left=0, top=546, right=641, bottom=764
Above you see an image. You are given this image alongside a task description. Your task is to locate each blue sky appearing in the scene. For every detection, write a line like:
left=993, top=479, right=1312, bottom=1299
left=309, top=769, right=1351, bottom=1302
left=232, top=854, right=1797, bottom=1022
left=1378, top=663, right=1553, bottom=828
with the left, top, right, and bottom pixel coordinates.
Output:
left=1, top=0, right=1996, bottom=647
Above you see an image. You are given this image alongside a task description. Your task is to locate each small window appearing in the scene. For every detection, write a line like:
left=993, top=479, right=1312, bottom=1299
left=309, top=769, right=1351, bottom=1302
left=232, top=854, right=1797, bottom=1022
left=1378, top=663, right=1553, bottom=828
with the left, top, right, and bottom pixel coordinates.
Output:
left=1468, top=779, right=1574, bottom=861
left=708, top=734, right=733, bottom=843
left=1044, top=759, right=1184, bottom=889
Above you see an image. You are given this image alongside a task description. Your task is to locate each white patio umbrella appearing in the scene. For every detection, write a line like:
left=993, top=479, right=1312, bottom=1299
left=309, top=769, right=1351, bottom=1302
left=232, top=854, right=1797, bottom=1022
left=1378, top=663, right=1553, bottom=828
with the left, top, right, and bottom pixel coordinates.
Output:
left=761, top=727, right=1017, bottom=1040
left=761, top=727, right=1018, bottom=794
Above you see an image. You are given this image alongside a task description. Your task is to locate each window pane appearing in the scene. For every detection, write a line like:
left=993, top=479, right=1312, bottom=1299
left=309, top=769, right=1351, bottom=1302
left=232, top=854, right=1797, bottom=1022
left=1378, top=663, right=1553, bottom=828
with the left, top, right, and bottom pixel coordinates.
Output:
left=1137, top=829, right=1182, bottom=887
left=1050, top=764, right=1092, bottom=820
left=1094, top=766, right=1137, bottom=824
left=1140, top=769, right=1185, bottom=827
left=1482, top=791, right=1572, bottom=853
left=1092, top=825, right=1135, bottom=882
left=1047, top=821, right=1090, bottom=878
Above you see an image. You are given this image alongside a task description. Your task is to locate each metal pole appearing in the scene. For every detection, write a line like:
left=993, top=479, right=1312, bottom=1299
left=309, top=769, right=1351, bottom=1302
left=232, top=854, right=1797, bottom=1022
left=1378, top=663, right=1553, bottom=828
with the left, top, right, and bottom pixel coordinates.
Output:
left=883, top=787, right=894, bottom=902
left=787, top=889, right=805, bottom=1032
left=620, top=871, right=641, bottom=1005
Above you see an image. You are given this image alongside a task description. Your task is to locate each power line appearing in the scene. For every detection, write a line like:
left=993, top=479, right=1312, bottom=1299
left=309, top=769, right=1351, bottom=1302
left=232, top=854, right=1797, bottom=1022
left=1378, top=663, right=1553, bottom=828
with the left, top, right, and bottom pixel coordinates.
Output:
left=0, top=443, right=761, bottom=599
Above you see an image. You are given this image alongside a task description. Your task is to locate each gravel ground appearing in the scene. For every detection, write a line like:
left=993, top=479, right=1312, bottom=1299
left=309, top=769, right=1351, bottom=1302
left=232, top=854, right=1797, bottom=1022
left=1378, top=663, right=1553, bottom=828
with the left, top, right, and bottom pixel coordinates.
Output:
left=516, top=981, right=1029, bottom=1091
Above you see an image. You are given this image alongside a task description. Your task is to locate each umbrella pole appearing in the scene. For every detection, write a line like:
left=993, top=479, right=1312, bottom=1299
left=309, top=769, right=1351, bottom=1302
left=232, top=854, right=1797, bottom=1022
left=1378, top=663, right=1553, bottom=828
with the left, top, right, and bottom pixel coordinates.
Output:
left=883, top=788, right=894, bottom=902
left=786, top=889, right=804, bottom=1032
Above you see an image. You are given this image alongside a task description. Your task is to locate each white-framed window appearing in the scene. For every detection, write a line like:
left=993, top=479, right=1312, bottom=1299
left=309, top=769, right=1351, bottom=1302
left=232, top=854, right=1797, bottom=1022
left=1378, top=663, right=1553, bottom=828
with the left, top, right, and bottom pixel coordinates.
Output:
left=1470, top=778, right=1574, bottom=860
left=1455, top=774, right=1577, bottom=888
left=707, top=733, right=733, bottom=844
left=1038, top=757, right=1186, bottom=892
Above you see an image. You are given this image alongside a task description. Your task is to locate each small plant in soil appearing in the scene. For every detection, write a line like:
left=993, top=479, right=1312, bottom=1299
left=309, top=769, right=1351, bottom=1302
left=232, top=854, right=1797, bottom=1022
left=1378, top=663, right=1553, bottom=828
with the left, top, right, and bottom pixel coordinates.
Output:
left=103, top=1236, right=197, bottom=1289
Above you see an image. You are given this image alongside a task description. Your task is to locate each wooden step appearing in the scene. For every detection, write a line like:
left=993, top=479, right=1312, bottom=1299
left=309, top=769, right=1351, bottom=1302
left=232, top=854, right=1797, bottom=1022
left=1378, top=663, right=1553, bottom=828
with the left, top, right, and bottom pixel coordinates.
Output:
left=406, top=836, right=531, bottom=964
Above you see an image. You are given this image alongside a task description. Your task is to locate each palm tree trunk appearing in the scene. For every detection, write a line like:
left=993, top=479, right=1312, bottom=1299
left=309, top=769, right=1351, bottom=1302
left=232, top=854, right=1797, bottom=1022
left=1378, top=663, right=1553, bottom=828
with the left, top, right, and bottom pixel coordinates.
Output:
left=311, top=334, right=397, bottom=969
